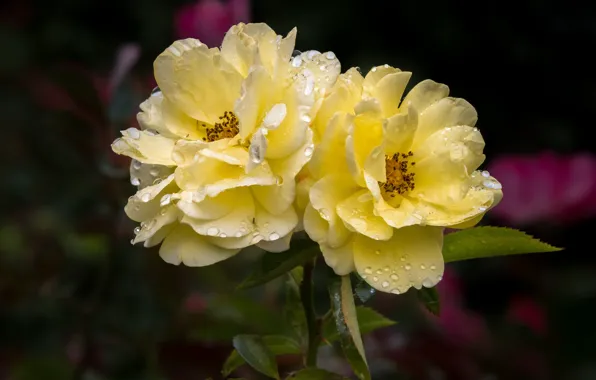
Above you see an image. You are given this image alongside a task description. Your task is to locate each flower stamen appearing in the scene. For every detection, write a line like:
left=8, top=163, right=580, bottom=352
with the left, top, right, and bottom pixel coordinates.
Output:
left=380, top=151, right=416, bottom=199
left=202, top=111, right=239, bottom=142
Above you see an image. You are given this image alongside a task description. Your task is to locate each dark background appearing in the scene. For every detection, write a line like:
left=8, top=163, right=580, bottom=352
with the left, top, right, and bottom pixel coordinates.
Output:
left=1, top=0, right=595, bottom=379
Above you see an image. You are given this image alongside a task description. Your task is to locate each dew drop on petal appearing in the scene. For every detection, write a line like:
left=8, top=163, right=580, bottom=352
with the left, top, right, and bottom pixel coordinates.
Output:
left=364, top=267, right=373, bottom=275
left=382, top=281, right=390, bottom=288
left=430, top=265, right=436, bottom=271
left=219, top=233, right=227, bottom=238
left=391, top=289, right=400, bottom=294
left=269, top=232, right=280, bottom=241
left=404, top=264, right=412, bottom=271
left=149, top=168, right=159, bottom=177
left=482, top=170, right=490, bottom=178
left=141, top=193, right=151, bottom=202
left=422, top=278, right=434, bottom=288
left=374, top=250, right=381, bottom=255
left=160, top=194, right=171, bottom=207
left=326, top=51, right=336, bottom=59
left=390, top=274, right=399, bottom=281
left=375, top=269, right=383, bottom=275
left=372, top=276, right=379, bottom=282
left=151, top=86, right=161, bottom=96
left=133, top=227, right=141, bottom=235
left=132, top=159, right=142, bottom=170
left=131, top=177, right=141, bottom=186
left=291, top=56, right=302, bottom=67
left=304, top=144, right=314, bottom=157
left=420, top=264, right=426, bottom=270
left=207, top=227, right=219, bottom=236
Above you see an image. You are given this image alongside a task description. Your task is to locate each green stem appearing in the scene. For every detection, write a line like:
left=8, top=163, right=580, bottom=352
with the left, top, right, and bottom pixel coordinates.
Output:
left=300, top=259, right=319, bottom=367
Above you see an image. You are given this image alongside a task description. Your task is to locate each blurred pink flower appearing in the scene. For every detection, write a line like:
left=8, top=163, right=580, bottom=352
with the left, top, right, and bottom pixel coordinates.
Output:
left=488, top=152, right=596, bottom=225
left=506, top=296, right=548, bottom=336
left=174, top=0, right=250, bottom=47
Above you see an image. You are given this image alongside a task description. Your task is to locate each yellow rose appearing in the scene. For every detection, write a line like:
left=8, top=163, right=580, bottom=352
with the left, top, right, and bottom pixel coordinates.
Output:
left=304, top=65, right=503, bottom=293
left=111, top=23, right=341, bottom=266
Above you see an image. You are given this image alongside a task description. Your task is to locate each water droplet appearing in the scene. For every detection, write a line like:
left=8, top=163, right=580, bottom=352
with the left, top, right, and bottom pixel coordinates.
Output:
left=235, top=231, right=243, bottom=237
left=269, top=232, right=280, bottom=241
left=361, top=274, right=367, bottom=279
left=404, top=264, right=412, bottom=271
left=420, top=264, right=426, bottom=270
left=382, top=281, right=390, bottom=288
left=144, top=128, right=158, bottom=136
left=275, top=176, right=284, bottom=185
left=375, top=269, right=383, bottom=275
left=160, top=194, right=171, bottom=206
left=207, top=227, right=219, bottom=236
left=325, top=51, right=336, bottom=59
left=319, top=208, right=331, bottom=221
left=400, top=257, right=406, bottom=262
left=364, top=267, right=373, bottom=275
left=160, top=208, right=167, bottom=215
left=152, top=178, right=162, bottom=185
left=291, top=56, right=302, bottom=67
left=422, top=278, right=434, bottom=288
left=372, top=276, right=379, bottom=282
left=482, top=170, right=490, bottom=178
left=131, top=177, right=141, bottom=186
left=390, top=274, right=399, bottom=281
left=371, top=67, right=378, bottom=72
left=130, top=239, right=135, bottom=245
left=304, top=144, right=314, bottom=157
left=172, top=151, right=184, bottom=164
left=430, top=265, right=436, bottom=271
left=374, top=250, right=381, bottom=255
left=391, top=289, right=400, bottom=294
left=479, top=206, right=487, bottom=212
left=383, top=64, right=389, bottom=68
left=132, top=159, right=142, bottom=170
left=306, top=50, right=320, bottom=59
left=300, top=113, right=312, bottom=123
left=149, top=168, right=159, bottom=177
left=141, top=193, right=151, bottom=202
left=304, top=76, right=315, bottom=96
left=151, top=86, right=161, bottom=95
left=134, top=227, right=141, bottom=234
left=219, top=233, right=227, bottom=238
left=125, top=128, right=140, bottom=139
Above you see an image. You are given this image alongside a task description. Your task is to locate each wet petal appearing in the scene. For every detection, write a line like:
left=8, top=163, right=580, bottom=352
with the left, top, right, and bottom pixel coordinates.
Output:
left=133, top=205, right=180, bottom=245
left=180, top=188, right=255, bottom=238
left=336, top=189, right=393, bottom=241
left=400, top=79, right=449, bottom=113
left=412, top=97, right=478, bottom=149
left=353, top=226, right=444, bottom=293
left=257, top=232, right=292, bottom=252
left=125, top=174, right=177, bottom=222
left=137, top=92, right=202, bottom=139
left=159, top=224, right=239, bottom=266
left=155, top=39, right=243, bottom=124
left=320, top=239, right=355, bottom=276
left=254, top=204, right=298, bottom=243
left=413, top=125, right=486, bottom=204
left=112, top=129, right=176, bottom=166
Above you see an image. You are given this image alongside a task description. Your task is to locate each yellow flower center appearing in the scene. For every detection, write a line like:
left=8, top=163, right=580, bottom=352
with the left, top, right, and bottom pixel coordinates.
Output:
left=202, top=111, right=239, bottom=142
left=380, top=151, right=416, bottom=199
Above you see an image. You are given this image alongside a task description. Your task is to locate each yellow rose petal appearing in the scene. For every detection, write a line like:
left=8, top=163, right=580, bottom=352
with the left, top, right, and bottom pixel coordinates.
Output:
left=159, top=224, right=239, bottom=266
left=353, top=226, right=444, bottom=293
left=336, top=190, right=393, bottom=241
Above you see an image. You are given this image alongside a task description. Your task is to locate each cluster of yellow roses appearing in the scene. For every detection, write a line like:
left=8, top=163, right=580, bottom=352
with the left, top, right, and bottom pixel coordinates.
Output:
left=112, top=23, right=502, bottom=294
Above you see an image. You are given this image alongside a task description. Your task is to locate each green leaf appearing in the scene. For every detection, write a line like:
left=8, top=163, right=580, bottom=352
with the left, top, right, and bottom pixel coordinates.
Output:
left=328, top=275, right=370, bottom=380
left=443, top=227, right=562, bottom=263
left=286, top=368, right=349, bottom=379
left=417, top=287, right=440, bottom=316
left=284, top=270, right=308, bottom=344
left=237, top=240, right=318, bottom=289
left=322, top=306, right=396, bottom=344
left=224, top=335, right=300, bottom=378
